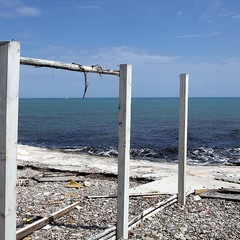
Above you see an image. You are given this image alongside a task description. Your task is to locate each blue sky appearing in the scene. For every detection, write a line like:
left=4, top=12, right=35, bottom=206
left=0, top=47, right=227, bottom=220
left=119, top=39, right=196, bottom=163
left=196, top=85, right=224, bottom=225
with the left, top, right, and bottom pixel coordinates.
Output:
left=1, top=0, right=240, bottom=98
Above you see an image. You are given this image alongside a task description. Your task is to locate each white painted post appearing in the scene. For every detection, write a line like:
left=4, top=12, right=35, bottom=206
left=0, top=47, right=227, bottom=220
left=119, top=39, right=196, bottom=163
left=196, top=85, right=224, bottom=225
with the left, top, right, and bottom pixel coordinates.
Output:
left=178, top=73, right=189, bottom=205
left=0, top=41, right=20, bottom=240
left=117, top=64, right=132, bottom=239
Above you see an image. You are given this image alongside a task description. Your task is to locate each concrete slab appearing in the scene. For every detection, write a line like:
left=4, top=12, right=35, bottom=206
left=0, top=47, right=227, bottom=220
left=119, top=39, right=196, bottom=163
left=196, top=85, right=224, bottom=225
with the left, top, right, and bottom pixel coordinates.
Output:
left=130, top=175, right=240, bottom=195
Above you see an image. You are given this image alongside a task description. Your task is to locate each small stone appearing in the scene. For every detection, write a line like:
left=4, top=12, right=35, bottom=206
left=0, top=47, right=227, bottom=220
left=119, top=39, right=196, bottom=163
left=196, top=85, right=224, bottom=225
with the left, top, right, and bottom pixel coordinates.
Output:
left=83, top=180, right=92, bottom=187
left=180, top=227, right=188, bottom=233
left=151, top=230, right=158, bottom=236
left=193, top=195, right=201, bottom=201
left=42, top=224, right=51, bottom=230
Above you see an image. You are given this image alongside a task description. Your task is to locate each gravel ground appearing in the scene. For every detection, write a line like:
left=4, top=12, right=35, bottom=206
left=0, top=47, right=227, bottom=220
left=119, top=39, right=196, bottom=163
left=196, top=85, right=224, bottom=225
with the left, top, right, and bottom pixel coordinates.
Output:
left=17, top=167, right=240, bottom=240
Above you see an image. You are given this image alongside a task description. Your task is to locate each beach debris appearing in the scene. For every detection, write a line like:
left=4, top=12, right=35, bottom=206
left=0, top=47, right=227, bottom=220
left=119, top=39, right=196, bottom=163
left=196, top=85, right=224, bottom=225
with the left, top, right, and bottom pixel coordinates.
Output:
left=17, top=216, right=43, bottom=229
left=88, top=191, right=194, bottom=240
left=16, top=201, right=82, bottom=240
left=42, top=224, right=52, bottom=230
left=218, top=187, right=240, bottom=194
left=33, top=175, right=82, bottom=182
left=40, top=201, right=63, bottom=205
left=83, top=180, right=92, bottom=187
left=87, top=192, right=165, bottom=199
left=75, top=205, right=83, bottom=211
left=17, top=178, right=30, bottom=186
left=200, top=187, right=240, bottom=201
left=61, top=192, right=79, bottom=197
left=214, top=176, right=240, bottom=184
left=66, top=179, right=84, bottom=188
left=193, top=195, right=202, bottom=201
left=194, top=188, right=209, bottom=195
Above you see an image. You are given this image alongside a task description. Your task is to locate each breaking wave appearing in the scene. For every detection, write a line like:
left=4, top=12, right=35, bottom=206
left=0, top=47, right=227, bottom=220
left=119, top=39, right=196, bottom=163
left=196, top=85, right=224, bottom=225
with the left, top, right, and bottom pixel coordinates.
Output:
left=60, top=145, right=240, bottom=166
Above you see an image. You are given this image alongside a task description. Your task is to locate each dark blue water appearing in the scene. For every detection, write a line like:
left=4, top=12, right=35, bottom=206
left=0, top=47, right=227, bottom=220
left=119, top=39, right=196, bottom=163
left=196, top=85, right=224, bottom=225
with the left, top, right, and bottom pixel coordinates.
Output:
left=18, top=98, right=240, bottom=165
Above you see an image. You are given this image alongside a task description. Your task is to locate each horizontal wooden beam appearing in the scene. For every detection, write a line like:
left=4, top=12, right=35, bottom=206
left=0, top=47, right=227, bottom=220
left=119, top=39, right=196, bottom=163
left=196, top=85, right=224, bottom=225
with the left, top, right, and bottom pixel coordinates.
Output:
left=20, top=57, right=120, bottom=76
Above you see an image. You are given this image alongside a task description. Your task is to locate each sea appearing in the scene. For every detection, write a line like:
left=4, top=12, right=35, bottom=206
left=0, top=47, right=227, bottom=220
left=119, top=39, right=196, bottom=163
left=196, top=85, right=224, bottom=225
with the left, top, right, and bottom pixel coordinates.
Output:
left=18, top=97, right=240, bottom=165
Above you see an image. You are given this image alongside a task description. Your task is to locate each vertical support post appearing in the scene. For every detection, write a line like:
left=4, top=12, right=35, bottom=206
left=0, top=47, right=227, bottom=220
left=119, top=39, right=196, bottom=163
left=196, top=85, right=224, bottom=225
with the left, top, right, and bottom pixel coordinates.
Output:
left=178, top=73, right=189, bottom=205
left=0, top=41, right=20, bottom=240
left=117, top=64, right=132, bottom=239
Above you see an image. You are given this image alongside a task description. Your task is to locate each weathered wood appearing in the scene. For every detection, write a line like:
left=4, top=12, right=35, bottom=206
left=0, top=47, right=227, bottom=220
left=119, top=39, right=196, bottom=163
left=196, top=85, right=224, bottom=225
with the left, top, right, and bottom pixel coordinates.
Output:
left=88, top=192, right=165, bottom=199
left=178, top=73, right=189, bottom=205
left=0, top=41, right=20, bottom=240
left=20, top=57, right=120, bottom=76
left=16, top=201, right=81, bottom=239
left=200, top=190, right=240, bottom=201
left=117, top=64, right=132, bottom=239
left=214, top=176, right=240, bottom=184
left=33, top=175, right=83, bottom=182
left=218, top=187, right=240, bottom=194
left=194, top=188, right=209, bottom=195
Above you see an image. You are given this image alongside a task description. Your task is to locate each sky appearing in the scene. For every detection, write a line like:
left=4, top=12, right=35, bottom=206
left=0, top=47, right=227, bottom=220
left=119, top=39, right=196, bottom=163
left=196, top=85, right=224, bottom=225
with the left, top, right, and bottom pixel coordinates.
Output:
left=1, top=0, right=240, bottom=98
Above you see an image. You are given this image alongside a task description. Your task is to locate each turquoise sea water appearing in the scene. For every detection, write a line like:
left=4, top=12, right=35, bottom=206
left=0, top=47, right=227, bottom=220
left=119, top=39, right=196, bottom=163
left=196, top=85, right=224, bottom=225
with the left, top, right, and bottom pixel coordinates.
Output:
left=18, top=97, right=240, bottom=165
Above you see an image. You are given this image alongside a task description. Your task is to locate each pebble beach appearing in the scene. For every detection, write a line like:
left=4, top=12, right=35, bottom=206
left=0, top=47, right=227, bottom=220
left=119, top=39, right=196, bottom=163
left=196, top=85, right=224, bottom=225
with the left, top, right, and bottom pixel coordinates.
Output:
left=16, top=145, right=240, bottom=240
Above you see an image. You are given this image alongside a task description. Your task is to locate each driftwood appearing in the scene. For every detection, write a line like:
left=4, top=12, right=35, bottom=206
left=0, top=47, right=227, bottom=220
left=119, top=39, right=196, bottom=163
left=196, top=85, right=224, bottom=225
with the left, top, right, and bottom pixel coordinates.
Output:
left=16, top=201, right=81, bottom=240
left=214, top=176, right=240, bottom=184
left=88, top=192, right=165, bottom=199
left=200, top=189, right=240, bottom=202
left=33, top=175, right=83, bottom=182
left=218, top=187, right=240, bottom=194
left=20, top=57, right=120, bottom=76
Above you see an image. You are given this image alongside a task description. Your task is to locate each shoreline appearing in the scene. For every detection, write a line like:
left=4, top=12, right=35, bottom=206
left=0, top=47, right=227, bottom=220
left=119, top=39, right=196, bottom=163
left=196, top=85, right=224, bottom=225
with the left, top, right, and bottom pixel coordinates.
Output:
left=18, top=144, right=240, bottom=181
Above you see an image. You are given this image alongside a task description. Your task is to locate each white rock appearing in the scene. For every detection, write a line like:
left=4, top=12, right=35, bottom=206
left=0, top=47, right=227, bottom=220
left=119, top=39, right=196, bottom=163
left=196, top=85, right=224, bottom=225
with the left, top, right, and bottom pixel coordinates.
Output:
left=193, top=195, right=201, bottom=201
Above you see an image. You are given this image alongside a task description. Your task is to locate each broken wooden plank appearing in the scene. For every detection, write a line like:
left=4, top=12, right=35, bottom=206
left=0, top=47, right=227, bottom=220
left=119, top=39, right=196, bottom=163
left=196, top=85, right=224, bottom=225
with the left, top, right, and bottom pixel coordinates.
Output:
left=214, top=176, right=240, bottom=184
left=88, top=192, right=165, bottom=199
left=200, top=190, right=240, bottom=201
left=194, top=188, right=209, bottom=195
left=217, top=187, right=240, bottom=194
left=16, top=201, right=81, bottom=239
left=32, top=175, right=83, bottom=182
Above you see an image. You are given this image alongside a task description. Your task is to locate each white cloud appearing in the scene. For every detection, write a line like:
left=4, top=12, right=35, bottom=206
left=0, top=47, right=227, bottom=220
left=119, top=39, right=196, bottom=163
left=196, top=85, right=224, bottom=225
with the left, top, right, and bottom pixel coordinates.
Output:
left=176, top=32, right=220, bottom=39
left=0, top=0, right=41, bottom=18
left=233, top=13, right=240, bottom=19
left=88, top=46, right=179, bottom=67
left=16, top=6, right=41, bottom=17
left=177, top=11, right=182, bottom=17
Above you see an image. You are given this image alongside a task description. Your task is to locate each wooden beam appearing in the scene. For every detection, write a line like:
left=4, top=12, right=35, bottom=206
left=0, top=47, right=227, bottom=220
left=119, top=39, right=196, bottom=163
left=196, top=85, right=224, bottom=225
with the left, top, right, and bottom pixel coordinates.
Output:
left=178, top=73, right=189, bottom=205
left=0, top=41, right=20, bottom=240
left=20, top=57, right=120, bottom=76
left=117, top=64, right=132, bottom=239
left=88, top=192, right=165, bottom=199
left=16, top=201, right=81, bottom=240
